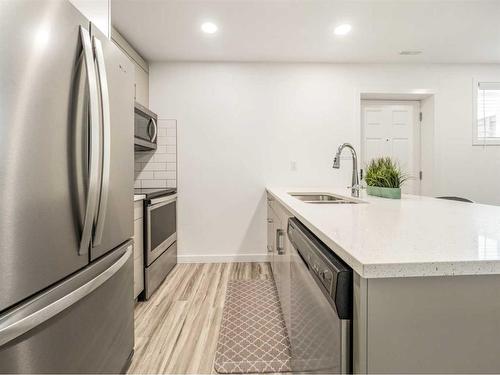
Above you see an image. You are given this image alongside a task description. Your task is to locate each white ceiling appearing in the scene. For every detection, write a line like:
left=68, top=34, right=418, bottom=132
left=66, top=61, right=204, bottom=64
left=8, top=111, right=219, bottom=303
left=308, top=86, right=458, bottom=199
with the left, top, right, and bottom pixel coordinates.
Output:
left=111, top=0, right=500, bottom=63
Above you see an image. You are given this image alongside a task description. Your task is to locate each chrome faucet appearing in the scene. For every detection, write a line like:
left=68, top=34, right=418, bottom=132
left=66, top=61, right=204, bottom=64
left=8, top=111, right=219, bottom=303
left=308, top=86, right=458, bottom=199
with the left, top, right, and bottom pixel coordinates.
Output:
left=333, top=143, right=360, bottom=197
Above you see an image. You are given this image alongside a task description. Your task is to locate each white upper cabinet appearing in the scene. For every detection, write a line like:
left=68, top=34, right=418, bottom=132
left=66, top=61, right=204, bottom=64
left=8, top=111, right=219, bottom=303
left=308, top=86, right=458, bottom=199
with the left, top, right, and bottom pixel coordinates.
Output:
left=111, top=27, right=150, bottom=107
left=69, top=0, right=110, bottom=38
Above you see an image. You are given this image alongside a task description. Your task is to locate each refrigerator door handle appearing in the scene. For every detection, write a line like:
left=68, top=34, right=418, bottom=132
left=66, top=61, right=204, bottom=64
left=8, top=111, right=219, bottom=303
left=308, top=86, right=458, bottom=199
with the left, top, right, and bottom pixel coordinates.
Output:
left=0, top=246, right=132, bottom=348
left=92, top=36, right=111, bottom=247
left=79, top=26, right=101, bottom=255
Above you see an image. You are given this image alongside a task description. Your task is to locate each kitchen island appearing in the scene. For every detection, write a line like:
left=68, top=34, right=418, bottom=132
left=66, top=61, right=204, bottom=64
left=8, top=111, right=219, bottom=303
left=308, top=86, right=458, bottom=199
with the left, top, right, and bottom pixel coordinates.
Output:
left=266, top=187, right=500, bottom=374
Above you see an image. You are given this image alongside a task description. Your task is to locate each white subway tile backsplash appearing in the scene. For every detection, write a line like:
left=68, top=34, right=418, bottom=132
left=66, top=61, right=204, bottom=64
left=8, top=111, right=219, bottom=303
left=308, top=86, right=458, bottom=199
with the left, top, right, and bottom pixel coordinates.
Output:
left=157, top=136, right=169, bottom=144
left=158, top=119, right=176, bottom=128
left=166, top=154, right=176, bottom=162
left=152, top=153, right=171, bottom=162
left=135, top=152, right=154, bottom=163
left=142, top=162, right=167, bottom=171
left=141, top=179, right=167, bottom=188
left=137, top=171, right=154, bottom=179
left=134, top=119, right=177, bottom=189
left=155, top=171, right=176, bottom=179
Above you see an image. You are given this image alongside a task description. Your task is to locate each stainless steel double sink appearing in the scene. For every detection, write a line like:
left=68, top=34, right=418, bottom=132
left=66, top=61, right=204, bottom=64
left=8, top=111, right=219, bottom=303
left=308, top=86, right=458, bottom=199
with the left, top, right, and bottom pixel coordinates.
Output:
left=289, top=192, right=363, bottom=204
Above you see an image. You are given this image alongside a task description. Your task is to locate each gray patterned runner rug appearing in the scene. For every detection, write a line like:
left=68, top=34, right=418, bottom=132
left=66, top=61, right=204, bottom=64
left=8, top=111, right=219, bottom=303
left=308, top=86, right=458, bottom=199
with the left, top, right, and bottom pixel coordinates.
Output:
left=214, top=280, right=292, bottom=374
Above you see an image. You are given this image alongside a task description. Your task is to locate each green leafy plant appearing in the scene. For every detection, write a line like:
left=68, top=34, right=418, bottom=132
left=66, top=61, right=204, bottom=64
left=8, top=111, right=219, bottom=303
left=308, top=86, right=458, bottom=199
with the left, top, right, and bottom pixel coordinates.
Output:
left=364, top=157, right=409, bottom=189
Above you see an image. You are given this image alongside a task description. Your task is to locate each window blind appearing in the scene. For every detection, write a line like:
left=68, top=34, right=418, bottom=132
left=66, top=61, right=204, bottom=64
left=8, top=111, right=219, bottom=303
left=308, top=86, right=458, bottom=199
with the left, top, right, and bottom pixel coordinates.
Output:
left=476, top=82, right=500, bottom=144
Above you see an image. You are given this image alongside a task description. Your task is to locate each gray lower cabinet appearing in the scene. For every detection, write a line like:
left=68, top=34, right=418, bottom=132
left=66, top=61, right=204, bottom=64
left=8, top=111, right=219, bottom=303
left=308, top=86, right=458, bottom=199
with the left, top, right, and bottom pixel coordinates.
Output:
left=354, top=273, right=500, bottom=374
left=268, top=192, right=500, bottom=374
left=266, top=193, right=292, bottom=335
left=266, top=198, right=278, bottom=276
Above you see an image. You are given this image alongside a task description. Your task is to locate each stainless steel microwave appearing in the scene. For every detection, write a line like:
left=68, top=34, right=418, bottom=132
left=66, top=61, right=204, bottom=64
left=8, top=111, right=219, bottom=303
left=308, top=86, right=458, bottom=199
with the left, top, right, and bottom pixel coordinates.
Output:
left=134, top=102, right=158, bottom=151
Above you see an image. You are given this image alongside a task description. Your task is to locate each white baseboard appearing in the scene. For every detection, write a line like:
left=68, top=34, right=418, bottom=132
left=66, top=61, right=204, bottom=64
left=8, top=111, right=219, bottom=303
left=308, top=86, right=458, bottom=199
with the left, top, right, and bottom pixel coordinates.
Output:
left=178, top=253, right=271, bottom=264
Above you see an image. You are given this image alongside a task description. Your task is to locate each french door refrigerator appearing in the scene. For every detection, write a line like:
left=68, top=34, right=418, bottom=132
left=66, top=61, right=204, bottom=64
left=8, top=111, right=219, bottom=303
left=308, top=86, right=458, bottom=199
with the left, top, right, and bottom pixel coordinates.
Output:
left=0, top=1, right=135, bottom=372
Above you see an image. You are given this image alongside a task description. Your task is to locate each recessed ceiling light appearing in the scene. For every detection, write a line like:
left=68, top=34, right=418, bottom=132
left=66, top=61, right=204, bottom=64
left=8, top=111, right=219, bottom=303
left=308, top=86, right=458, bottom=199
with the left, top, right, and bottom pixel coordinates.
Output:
left=399, top=50, right=422, bottom=56
left=201, top=22, right=218, bottom=34
left=334, top=24, right=352, bottom=36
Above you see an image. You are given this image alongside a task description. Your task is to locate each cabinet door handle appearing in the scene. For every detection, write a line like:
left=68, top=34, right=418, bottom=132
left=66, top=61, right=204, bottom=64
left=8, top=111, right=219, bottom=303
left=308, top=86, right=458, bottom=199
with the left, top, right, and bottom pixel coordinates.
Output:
left=267, top=218, right=273, bottom=223
left=276, top=229, right=285, bottom=255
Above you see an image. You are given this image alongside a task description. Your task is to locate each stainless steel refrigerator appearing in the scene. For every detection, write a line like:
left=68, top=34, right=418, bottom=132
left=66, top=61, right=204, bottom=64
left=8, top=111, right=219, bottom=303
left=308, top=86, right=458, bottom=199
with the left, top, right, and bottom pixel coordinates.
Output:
left=0, top=1, right=135, bottom=372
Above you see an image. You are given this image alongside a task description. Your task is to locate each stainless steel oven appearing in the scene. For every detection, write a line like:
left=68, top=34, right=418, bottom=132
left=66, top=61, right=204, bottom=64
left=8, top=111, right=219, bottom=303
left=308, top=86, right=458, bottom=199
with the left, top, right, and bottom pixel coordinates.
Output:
left=134, top=102, right=158, bottom=151
left=143, top=193, right=177, bottom=299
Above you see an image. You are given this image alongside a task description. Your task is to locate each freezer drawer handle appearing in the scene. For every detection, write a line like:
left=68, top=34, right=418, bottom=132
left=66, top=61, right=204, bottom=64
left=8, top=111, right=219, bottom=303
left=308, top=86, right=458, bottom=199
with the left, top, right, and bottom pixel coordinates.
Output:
left=78, top=26, right=101, bottom=255
left=0, top=247, right=132, bottom=347
left=92, top=36, right=111, bottom=247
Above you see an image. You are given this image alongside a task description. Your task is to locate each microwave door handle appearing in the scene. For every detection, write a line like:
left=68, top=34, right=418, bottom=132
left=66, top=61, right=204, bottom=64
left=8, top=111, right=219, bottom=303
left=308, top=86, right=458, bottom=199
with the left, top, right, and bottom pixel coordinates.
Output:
left=147, top=120, right=152, bottom=139
left=78, top=26, right=101, bottom=256
left=92, top=36, right=110, bottom=247
left=150, top=118, right=158, bottom=142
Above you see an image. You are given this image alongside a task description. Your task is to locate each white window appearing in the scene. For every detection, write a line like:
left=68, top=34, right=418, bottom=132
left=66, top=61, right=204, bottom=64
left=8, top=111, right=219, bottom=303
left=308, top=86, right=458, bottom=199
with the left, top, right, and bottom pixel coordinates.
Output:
left=474, top=81, right=500, bottom=145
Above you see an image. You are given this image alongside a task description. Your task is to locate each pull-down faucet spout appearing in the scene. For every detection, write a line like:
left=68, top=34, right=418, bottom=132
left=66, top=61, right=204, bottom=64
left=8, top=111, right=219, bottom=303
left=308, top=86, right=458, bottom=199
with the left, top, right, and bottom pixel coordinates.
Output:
left=333, top=143, right=360, bottom=198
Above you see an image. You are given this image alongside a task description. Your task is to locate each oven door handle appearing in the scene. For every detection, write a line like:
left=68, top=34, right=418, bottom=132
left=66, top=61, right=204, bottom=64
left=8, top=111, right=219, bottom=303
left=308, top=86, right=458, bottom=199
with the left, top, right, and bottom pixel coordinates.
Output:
left=149, top=194, right=177, bottom=207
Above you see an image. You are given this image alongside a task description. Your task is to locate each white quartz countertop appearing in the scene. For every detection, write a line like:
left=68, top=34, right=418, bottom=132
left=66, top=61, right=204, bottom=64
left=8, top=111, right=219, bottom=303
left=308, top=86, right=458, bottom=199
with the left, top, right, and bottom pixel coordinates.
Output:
left=134, top=194, right=146, bottom=202
left=267, top=187, right=500, bottom=278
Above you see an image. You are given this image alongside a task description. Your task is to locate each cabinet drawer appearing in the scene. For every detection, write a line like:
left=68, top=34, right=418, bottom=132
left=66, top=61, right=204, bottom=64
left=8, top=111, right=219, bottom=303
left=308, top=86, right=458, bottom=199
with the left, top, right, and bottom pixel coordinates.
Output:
left=134, top=200, right=144, bottom=220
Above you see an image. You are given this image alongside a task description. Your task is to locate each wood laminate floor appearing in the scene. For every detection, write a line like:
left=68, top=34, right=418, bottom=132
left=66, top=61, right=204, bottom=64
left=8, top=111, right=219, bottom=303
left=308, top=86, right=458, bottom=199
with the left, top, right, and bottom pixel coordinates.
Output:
left=128, top=262, right=273, bottom=374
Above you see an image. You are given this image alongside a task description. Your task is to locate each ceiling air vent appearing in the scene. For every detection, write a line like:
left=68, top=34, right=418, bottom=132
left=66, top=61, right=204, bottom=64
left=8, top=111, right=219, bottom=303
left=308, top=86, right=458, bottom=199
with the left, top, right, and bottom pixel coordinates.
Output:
left=399, top=50, right=423, bottom=56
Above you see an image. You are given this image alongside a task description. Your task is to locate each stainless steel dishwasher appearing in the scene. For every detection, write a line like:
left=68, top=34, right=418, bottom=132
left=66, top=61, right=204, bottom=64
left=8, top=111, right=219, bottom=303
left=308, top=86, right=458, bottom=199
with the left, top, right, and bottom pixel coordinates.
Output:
left=287, top=218, right=353, bottom=374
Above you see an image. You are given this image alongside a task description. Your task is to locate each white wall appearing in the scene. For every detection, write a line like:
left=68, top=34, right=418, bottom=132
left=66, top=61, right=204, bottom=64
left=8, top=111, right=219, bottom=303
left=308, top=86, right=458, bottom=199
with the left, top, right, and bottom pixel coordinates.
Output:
left=70, top=0, right=110, bottom=37
left=150, top=62, right=500, bottom=261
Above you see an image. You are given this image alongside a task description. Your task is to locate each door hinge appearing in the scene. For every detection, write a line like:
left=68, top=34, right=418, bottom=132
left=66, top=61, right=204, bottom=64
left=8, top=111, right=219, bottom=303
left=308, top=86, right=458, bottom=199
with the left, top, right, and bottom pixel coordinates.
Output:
left=419, top=112, right=423, bottom=122
left=419, top=171, right=423, bottom=180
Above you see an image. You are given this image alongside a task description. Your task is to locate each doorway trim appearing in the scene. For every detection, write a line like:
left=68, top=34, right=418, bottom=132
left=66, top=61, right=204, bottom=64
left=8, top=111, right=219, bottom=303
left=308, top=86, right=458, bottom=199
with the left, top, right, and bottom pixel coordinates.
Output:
left=355, top=89, right=437, bottom=196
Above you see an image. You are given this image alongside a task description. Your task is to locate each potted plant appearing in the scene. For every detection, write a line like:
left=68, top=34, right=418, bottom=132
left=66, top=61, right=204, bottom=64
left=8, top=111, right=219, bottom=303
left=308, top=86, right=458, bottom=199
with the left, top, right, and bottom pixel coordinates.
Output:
left=364, top=157, right=408, bottom=199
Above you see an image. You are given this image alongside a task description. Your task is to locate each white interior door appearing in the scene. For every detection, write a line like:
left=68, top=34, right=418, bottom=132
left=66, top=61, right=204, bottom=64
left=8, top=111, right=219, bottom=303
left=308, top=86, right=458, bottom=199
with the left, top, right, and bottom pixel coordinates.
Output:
left=361, top=101, right=421, bottom=194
